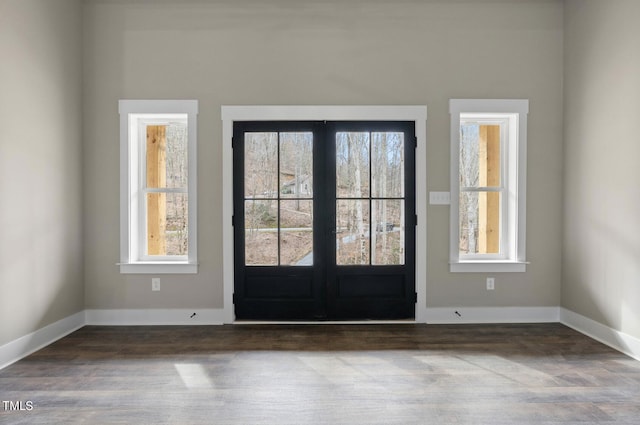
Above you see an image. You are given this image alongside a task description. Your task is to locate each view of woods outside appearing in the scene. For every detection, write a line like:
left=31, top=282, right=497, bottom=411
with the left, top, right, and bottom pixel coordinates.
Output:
left=459, top=123, right=501, bottom=255
left=336, top=132, right=405, bottom=265
left=244, top=132, right=314, bottom=266
left=243, top=130, right=405, bottom=267
left=145, top=122, right=188, bottom=256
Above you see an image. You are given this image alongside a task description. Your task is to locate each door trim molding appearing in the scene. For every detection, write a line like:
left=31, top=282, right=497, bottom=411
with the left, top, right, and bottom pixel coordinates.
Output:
left=222, top=106, right=428, bottom=323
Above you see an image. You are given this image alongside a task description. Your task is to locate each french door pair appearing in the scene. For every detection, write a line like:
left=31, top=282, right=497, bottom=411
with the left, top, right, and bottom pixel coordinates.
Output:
left=233, top=121, right=416, bottom=320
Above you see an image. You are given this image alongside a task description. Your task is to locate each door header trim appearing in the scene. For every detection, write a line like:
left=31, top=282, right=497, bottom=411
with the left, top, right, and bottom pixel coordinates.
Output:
left=222, top=105, right=427, bottom=122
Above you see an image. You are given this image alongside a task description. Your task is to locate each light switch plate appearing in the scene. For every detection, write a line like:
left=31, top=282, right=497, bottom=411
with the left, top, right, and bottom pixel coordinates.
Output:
left=429, top=191, right=451, bottom=205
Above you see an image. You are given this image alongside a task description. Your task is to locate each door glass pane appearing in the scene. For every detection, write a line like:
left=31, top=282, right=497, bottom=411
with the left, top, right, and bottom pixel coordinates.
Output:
left=371, top=132, right=404, bottom=198
left=280, top=132, right=313, bottom=199
left=460, top=124, right=501, bottom=189
left=336, top=200, right=370, bottom=265
left=245, top=200, right=278, bottom=265
left=372, top=199, right=404, bottom=265
left=245, top=132, right=278, bottom=199
left=336, top=132, right=370, bottom=198
left=280, top=200, right=313, bottom=266
left=459, top=191, right=501, bottom=255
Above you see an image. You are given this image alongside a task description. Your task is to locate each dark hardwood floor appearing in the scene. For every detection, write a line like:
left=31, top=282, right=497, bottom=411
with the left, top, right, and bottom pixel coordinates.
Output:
left=1, top=323, right=639, bottom=424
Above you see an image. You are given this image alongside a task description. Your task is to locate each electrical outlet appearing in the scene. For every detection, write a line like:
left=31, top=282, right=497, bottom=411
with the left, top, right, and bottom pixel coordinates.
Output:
left=152, top=278, right=161, bottom=291
left=486, top=277, right=495, bottom=290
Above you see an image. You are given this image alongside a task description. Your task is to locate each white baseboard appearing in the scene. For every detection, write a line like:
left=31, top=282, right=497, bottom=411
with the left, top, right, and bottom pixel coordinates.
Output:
left=425, top=306, right=560, bottom=324
left=560, top=308, right=640, bottom=362
left=0, top=311, right=85, bottom=370
left=85, top=308, right=228, bottom=325
left=4, top=307, right=638, bottom=371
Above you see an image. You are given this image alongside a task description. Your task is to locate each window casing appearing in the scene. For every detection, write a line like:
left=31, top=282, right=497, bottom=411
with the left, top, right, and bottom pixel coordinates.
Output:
left=449, top=99, right=528, bottom=272
left=119, top=100, right=198, bottom=274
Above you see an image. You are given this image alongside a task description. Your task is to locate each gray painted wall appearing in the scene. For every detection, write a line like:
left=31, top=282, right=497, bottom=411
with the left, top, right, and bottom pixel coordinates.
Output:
left=563, top=0, right=640, bottom=340
left=82, top=0, right=564, bottom=312
left=4, top=0, right=639, bottom=354
left=0, top=0, right=84, bottom=346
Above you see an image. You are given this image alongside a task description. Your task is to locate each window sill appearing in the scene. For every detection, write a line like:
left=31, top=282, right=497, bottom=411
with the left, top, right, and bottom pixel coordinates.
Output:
left=449, top=261, right=527, bottom=273
left=119, top=262, right=198, bottom=274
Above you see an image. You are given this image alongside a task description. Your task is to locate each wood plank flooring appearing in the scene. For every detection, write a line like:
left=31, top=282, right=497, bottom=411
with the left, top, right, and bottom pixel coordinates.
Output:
left=1, top=323, right=639, bottom=424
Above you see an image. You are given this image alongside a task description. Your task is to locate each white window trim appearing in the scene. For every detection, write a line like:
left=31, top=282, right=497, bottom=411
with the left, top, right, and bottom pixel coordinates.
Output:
left=119, top=100, right=198, bottom=274
left=221, top=105, right=428, bottom=323
left=449, top=99, right=528, bottom=273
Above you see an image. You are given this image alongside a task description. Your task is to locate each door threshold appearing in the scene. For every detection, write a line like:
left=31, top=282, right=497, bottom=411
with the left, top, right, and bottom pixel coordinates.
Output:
left=233, top=319, right=417, bottom=325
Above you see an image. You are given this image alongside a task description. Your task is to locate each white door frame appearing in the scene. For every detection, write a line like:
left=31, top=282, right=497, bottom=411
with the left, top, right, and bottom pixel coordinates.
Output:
left=221, top=105, right=428, bottom=323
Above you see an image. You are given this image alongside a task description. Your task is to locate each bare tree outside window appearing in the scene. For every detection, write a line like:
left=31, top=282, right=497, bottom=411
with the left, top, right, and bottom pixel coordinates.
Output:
left=371, top=132, right=404, bottom=265
left=459, top=124, right=480, bottom=254
left=164, top=122, right=188, bottom=255
left=336, top=132, right=370, bottom=265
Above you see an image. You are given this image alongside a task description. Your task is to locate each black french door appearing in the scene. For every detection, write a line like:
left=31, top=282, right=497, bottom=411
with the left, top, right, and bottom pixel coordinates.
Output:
left=233, top=121, right=416, bottom=320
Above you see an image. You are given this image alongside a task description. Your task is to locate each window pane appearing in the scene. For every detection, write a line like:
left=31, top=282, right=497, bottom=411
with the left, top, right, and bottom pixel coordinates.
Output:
left=245, top=132, right=278, bottom=199
left=280, top=200, right=313, bottom=266
left=280, top=132, right=313, bottom=199
left=459, top=191, right=478, bottom=255
left=372, top=132, right=404, bottom=198
left=146, top=193, right=188, bottom=256
left=146, top=122, right=188, bottom=189
left=336, top=132, right=370, bottom=198
left=372, top=200, right=404, bottom=265
left=165, top=122, right=188, bottom=188
left=459, top=191, right=501, bottom=255
left=336, top=199, right=370, bottom=265
left=166, top=193, right=188, bottom=255
left=245, top=200, right=278, bottom=265
left=460, top=124, right=501, bottom=189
